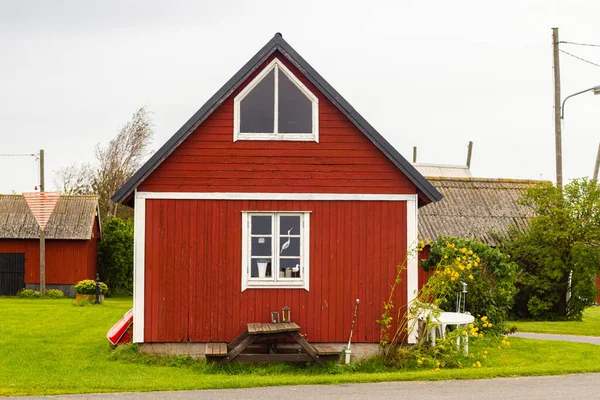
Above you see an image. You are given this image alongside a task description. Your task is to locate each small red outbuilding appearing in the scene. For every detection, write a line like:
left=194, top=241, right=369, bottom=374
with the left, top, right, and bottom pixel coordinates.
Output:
left=112, top=34, right=442, bottom=355
left=0, top=194, right=100, bottom=296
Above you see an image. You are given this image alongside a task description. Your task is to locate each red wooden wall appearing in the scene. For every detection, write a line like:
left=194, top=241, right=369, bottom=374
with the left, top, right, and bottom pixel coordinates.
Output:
left=0, top=219, right=99, bottom=285
left=138, top=51, right=417, bottom=196
left=144, top=199, right=408, bottom=343
left=417, top=245, right=433, bottom=290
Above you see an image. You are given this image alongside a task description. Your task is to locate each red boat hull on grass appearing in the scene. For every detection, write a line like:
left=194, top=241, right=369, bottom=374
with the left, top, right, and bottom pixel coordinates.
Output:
left=107, top=308, right=133, bottom=345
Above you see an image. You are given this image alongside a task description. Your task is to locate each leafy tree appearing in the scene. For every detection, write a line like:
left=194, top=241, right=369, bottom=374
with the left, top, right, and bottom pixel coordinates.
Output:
left=502, top=178, right=600, bottom=320
left=421, top=237, right=518, bottom=332
left=98, top=218, right=134, bottom=296
left=92, top=107, right=153, bottom=222
left=54, top=107, right=153, bottom=223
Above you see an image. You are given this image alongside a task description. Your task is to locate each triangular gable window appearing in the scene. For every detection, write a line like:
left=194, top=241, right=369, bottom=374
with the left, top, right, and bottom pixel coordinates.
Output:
left=234, top=58, right=319, bottom=141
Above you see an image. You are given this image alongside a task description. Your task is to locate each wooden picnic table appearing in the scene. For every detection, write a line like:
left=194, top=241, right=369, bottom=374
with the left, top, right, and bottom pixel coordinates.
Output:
left=206, top=322, right=338, bottom=365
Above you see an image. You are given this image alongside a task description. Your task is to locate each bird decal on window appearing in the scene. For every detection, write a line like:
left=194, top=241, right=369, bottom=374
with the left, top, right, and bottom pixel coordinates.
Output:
left=280, top=227, right=293, bottom=254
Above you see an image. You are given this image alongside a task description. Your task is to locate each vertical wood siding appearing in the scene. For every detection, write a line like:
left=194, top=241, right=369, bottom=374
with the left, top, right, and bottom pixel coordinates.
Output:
left=144, top=199, right=408, bottom=343
left=418, top=245, right=434, bottom=289
left=0, top=218, right=99, bottom=285
left=138, top=51, right=417, bottom=195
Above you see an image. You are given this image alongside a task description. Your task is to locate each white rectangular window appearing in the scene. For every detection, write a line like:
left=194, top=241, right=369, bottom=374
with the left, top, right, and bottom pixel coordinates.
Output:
left=241, top=212, right=310, bottom=290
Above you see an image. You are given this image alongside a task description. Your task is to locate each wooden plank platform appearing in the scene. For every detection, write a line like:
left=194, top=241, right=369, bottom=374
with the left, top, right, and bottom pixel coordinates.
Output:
left=205, top=342, right=228, bottom=356
left=247, top=322, right=300, bottom=335
left=312, top=344, right=341, bottom=356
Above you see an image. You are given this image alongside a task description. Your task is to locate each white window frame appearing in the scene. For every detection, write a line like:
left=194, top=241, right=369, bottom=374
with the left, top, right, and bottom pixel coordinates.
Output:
left=233, top=58, right=319, bottom=142
left=241, top=211, right=310, bottom=291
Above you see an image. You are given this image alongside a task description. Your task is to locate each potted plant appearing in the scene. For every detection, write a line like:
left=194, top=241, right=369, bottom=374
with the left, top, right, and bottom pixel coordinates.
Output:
left=74, top=279, right=108, bottom=304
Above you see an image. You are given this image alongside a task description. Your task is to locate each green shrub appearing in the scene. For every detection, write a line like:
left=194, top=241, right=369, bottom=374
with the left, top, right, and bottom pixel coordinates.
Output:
left=18, top=289, right=41, bottom=298
left=420, top=237, right=519, bottom=333
left=98, top=218, right=134, bottom=296
left=501, top=179, right=600, bottom=320
left=45, top=289, right=64, bottom=299
left=74, top=279, right=108, bottom=295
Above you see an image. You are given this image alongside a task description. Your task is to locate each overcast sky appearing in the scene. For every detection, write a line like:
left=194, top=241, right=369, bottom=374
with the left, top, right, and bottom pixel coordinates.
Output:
left=1, top=0, right=600, bottom=194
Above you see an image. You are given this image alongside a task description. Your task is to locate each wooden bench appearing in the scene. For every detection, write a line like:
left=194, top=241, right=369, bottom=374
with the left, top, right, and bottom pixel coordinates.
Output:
left=205, top=342, right=227, bottom=357
left=213, top=322, right=327, bottom=366
left=312, top=344, right=340, bottom=356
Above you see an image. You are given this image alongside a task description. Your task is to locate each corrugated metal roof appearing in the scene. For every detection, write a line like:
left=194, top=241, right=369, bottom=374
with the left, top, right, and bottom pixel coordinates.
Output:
left=0, top=195, right=99, bottom=240
left=419, top=177, right=542, bottom=246
left=413, top=163, right=473, bottom=178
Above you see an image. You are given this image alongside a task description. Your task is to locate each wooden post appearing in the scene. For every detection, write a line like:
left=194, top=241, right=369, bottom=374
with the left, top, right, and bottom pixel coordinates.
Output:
left=39, top=149, right=45, bottom=295
left=593, top=143, right=600, bottom=181
left=40, top=229, right=45, bottom=295
left=552, top=27, right=563, bottom=190
left=39, top=149, right=45, bottom=193
left=466, top=141, right=473, bottom=168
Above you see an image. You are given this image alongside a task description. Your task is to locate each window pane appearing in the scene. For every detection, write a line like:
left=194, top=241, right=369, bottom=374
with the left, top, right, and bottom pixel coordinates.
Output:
left=280, top=237, right=300, bottom=256
left=240, top=69, right=275, bottom=133
left=279, top=258, right=301, bottom=278
left=251, top=258, right=272, bottom=278
left=251, top=237, right=272, bottom=256
left=280, top=215, right=301, bottom=235
left=278, top=72, right=312, bottom=133
left=251, top=215, right=272, bottom=235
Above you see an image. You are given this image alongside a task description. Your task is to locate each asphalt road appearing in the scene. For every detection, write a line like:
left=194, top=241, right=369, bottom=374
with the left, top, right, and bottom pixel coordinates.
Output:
left=14, top=373, right=600, bottom=400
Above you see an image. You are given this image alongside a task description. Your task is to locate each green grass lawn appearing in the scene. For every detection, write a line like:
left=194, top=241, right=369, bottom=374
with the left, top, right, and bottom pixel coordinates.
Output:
left=509, top=306, right=600, bottom=336
left=2, top=298, right=600, bottom=396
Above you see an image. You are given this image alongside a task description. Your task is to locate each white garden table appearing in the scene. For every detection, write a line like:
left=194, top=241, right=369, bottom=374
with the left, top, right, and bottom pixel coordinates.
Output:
left=420, top=311, right=475, bottom=355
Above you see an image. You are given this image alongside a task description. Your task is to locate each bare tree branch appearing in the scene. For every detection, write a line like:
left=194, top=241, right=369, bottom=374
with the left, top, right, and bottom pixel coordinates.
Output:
left=53, top=163, right=93, bottom=195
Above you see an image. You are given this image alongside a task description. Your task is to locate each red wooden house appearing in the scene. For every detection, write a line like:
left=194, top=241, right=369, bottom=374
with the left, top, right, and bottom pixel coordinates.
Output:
left=112, top=34, right=442, bottom=355
left=0, top=194, right=100, bottom=296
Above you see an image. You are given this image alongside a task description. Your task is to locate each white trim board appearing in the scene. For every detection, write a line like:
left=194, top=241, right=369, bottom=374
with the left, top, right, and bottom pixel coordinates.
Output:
left=406, top=197, right=419, bottom=344
left=133, top=189, right=146, bottom=343
left=137, top=192, right=417, bottom=202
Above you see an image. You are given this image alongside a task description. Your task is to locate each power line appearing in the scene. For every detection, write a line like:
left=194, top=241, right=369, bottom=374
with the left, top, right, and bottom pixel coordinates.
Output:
left=559, top=49, right=600, bottom=69
left=0, top=153, right=37, bottom=157
left=560, top=40, right=600, bottom=48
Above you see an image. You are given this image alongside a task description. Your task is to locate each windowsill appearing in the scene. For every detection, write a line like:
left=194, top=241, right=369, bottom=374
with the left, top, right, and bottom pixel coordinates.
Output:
left=235, top=133, right=318, bottom=142
left=243, top=280, right=308, bottom=291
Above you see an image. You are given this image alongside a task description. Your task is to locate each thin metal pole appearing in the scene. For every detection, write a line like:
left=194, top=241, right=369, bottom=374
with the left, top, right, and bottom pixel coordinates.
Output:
left=553, top=27, right=563, bottom=190
left=593, top=143, right=600, bottom=181
left=412, top=146, right=417, bottom=163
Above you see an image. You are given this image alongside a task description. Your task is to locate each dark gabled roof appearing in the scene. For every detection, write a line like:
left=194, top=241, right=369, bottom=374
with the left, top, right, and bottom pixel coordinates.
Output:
left=0, top=195, right=99, bottom=240
left=112, top=33, right=442, bottom=206
left=419, top=177, right=542, bottom=246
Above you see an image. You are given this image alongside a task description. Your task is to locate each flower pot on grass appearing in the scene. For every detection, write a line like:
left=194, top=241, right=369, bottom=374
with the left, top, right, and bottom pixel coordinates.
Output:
left=74, top=279, right=108, bottom=304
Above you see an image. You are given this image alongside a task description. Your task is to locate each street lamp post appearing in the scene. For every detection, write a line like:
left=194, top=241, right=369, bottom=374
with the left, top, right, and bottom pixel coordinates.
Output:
left=557, top=85, right=600, bottom=189
left=561, top=86, right=600, bottom=120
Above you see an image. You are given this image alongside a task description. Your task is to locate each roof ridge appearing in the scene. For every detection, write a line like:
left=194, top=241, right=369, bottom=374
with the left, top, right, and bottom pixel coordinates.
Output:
left=424, top=177, right=548, bottom=184
left=111, top=33, right=443, bottom=205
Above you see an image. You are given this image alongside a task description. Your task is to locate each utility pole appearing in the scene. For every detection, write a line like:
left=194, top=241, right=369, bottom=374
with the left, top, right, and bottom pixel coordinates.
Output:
left=39, top=149, right=45, bottom=295
left=553, top=27, right=563, bottom=190
left=593, top=143, right=600, bottom=181
left=39, top=149, right=45, bottom=192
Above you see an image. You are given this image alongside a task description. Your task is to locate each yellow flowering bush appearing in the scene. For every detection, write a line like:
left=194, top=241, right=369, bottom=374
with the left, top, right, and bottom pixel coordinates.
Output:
left=420, top=237, right=518, bottom=333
